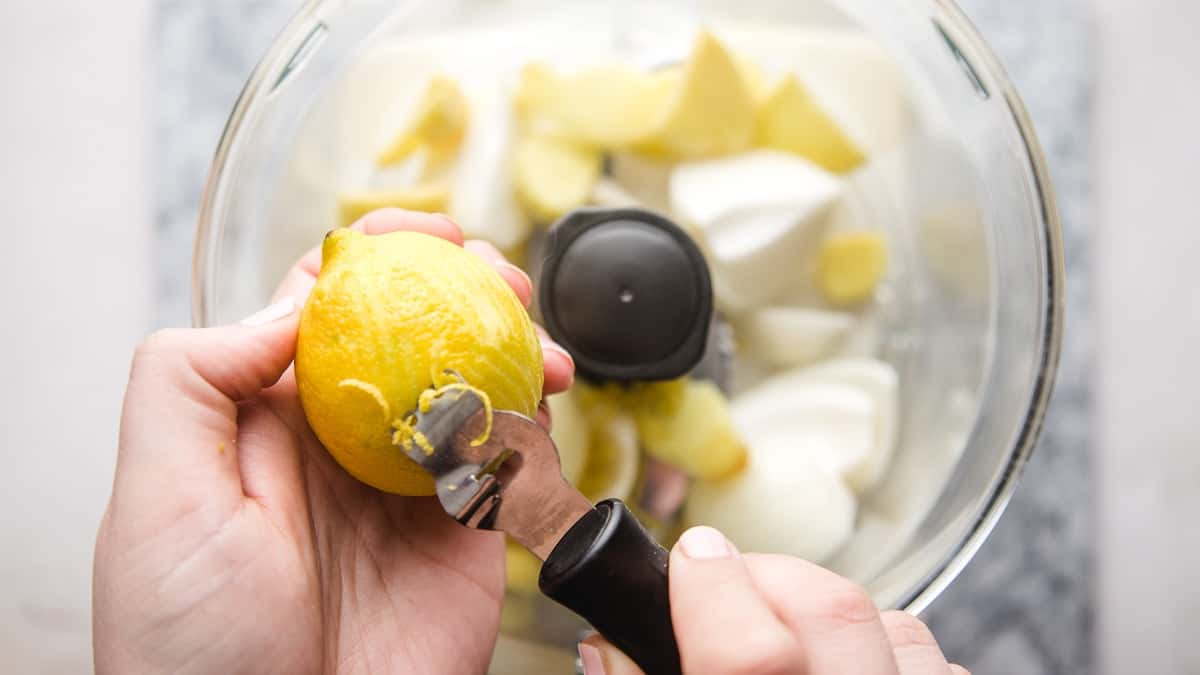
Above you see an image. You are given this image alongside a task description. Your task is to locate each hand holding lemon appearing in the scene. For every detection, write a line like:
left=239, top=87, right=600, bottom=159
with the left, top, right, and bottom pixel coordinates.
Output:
left=95, top=209, right=573, bottom=675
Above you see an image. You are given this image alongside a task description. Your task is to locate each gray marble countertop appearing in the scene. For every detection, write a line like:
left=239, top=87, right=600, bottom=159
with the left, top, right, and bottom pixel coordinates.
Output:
left=922, top=1, right=1092, bottom=674
left=152, top=1, right=1093, bottom=672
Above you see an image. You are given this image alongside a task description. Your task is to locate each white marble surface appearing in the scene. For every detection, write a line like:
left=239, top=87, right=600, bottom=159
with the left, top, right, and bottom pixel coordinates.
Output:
left=0, top=1, right=152, bottom=672
left=1093, top=1, right=1200, bottom=673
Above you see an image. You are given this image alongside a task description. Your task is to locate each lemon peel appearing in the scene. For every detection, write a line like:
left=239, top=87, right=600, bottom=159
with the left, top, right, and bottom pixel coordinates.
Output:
left=337, top=378, right=392, bottom=419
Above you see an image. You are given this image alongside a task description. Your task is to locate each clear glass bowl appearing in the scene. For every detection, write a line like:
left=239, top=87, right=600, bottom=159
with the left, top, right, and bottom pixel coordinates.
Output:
left=193, top=0, right=1063, bottom=670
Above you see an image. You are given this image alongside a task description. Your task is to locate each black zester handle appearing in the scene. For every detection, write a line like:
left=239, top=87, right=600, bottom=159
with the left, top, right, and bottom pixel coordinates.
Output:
left=539, top=499, right=681, bottom=675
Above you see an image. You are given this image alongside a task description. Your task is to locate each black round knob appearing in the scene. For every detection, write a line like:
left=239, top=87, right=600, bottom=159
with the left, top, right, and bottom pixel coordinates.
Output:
left=539, top=208, right=713, bottom=382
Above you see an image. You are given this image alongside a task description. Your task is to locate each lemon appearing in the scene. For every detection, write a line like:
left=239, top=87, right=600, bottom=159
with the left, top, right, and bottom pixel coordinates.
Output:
left=296, top=229, right=543, bottom=495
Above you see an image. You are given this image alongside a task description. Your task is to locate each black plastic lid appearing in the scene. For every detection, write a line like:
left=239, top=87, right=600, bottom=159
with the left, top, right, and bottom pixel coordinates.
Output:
left=538, top=208, right=713, bottom=382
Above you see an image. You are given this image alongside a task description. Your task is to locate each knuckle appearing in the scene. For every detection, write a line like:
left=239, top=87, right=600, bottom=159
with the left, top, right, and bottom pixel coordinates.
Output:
left=817, top=578, right=879, bottom=628
left=880, top=611, right=938, bottom=650
left=707, top=632, right=799, bottom=675
left=134, top=329, right=187, bottom=363
left=130, top=329, right=196, bottom=386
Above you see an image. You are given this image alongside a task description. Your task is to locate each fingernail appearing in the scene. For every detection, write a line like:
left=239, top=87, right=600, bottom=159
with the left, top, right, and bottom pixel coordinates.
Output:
left=433, top=213, right=464, bottom=239
left=541, top=340, right=575, bottom=368
left=578, top=641, right=606, bottom=675
left=541, top=341, right=575, bottom=387
left=240, top=298, right=297, bottom=326
left=679, top=526, right=735, bottom=560
left=500, top=261, right=533, bottom=296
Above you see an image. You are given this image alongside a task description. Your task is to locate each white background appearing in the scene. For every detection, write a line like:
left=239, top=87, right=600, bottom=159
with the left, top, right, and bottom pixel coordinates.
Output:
left=0, top=0, right=1196, bottom=672
left=0, top=1, right=150, bottom=673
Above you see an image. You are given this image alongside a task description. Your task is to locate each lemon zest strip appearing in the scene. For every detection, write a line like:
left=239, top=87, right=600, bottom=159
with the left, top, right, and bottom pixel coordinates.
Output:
left=337, top=378, right=392, bottom=419
left=389, top=380, right=495, bottom=456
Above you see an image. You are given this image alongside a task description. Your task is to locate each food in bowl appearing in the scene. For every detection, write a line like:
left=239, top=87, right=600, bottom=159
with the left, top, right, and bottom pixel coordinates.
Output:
left=316, top=30, right=906, bottom=583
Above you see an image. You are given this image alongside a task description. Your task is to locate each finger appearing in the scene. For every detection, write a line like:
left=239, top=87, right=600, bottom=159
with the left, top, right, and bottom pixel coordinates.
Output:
left=744, top=553, right=900, bottom=675
left=530, top=322, right=575, bottom=394
left=578, top=634, right=645, bottom=675
left=115, top=300, right=300, bottom=508
left=879, top=611, right=952, bottom=675
left=670, top=527, right=804, bottom=675
left=272, top=209, right=466, bottom=303
left=465, top=239, right=533, bottom=308
left=540, top=337, right=574, bottom=395
left=358, top=208, right=464, bottom=242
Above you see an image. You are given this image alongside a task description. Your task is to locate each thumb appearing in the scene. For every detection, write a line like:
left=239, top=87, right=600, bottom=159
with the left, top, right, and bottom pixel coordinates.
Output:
left=668, top=526, right=805, bottom=675
left=578, top=634, right=645, bottom=675
left=113, top=299, right=300, bottom=508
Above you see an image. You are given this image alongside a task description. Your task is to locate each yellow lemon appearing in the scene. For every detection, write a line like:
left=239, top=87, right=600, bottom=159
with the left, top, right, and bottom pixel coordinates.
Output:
left=296, top=229, right=544, bottom=495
